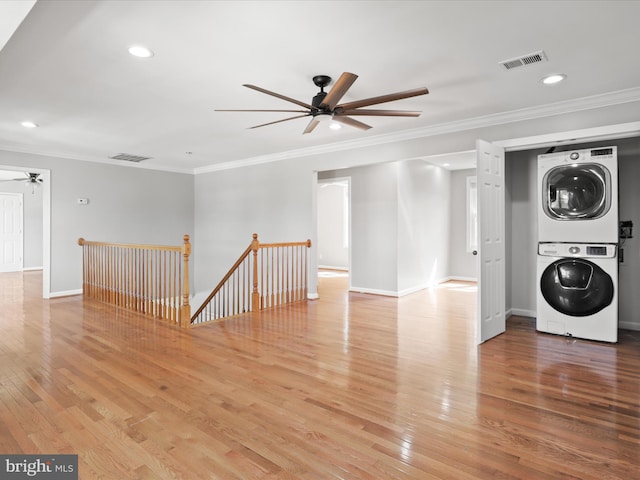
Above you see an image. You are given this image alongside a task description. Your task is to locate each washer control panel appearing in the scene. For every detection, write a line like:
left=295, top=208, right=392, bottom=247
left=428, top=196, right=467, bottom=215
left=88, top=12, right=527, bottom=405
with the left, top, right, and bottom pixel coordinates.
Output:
left=538, top=242, right=616, bottom=259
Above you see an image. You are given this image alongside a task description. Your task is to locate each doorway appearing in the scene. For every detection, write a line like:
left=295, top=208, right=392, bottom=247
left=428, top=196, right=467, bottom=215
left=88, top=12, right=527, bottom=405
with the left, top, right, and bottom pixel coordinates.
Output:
left=317, top=177, right=350, bottom=282
left=0, top=166, right=50, bottom=298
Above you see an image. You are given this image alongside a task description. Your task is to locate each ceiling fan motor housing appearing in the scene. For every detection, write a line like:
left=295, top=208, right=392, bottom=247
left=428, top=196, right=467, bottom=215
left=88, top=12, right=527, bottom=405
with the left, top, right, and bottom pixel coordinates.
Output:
left=312, top=91, right=327, bottom=110
left=311, top=75, right=332, bottom=113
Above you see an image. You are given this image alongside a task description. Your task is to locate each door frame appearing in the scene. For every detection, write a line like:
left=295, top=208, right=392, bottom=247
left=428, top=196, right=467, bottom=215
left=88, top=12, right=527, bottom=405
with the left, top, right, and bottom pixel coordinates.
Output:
left=495, top=121, right=640, bottom=152
left=0, top=165, right=50, bottom=298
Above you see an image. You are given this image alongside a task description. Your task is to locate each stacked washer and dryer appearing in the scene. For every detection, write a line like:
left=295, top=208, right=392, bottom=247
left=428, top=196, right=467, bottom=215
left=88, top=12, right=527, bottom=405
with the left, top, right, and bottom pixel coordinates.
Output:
left=536, top=146, right=619, bottom=342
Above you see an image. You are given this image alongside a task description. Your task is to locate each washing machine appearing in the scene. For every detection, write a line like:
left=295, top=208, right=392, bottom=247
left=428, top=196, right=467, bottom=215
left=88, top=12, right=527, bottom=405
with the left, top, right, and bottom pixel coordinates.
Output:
left=538, top=146, right=618, bottom=243
left=536, top=242, right=617, bottom=343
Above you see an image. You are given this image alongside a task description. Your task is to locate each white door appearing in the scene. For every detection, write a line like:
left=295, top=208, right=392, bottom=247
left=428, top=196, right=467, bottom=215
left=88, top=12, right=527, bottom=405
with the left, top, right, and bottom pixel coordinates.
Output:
left=0, top=193, right=23, bottom=272
left=476, top=140, right=506, bottom=344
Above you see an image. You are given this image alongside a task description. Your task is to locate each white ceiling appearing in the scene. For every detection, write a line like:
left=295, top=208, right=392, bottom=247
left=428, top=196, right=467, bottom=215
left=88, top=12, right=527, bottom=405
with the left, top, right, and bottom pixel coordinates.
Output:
left=0, top=1, right=639, bottom=173
left=0, top=170, right=27, bottom=181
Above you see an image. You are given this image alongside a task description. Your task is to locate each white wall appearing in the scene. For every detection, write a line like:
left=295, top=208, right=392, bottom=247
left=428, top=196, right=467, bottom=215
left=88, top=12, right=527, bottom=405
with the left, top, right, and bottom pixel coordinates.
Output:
left=448, top=169, right=477, bottom=280
left=397, top=160, right=451, bottom=293
left=505, top=149, right=539, bottom=317
left=350, top=162, right=400, bottom=293
left=194, top=158, right=313, bottom=296
left=0, top=150, right=194, bottom=295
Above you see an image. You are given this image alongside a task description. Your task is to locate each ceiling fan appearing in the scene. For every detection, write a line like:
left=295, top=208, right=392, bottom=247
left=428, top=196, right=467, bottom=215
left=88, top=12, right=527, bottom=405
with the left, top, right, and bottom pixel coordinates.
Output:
left=216, top=72, right=429, bottom=134
left=0, top=172, right=43, bottom=194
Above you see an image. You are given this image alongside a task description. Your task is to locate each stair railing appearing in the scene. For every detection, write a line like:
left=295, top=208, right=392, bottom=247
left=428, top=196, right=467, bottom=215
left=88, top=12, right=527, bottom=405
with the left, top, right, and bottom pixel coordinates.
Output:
left=78, top=235, right=191, bottom=327
left=191, top=233, right=311, bottom=326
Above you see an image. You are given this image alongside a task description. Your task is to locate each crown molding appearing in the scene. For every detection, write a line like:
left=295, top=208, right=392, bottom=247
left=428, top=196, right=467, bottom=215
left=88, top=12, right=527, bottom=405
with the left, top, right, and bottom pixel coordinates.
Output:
left=3, top=87, right=639, bottom=176
left=195, top=86, right=640, bottom=174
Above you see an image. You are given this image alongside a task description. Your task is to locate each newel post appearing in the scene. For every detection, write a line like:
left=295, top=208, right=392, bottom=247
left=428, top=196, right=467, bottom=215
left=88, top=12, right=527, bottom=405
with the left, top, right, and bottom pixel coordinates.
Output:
left=78, top=238, right=86, bottom=294
left=251, top=233, right=261, bottom=311
left=180, top=234, right=192, bottom=327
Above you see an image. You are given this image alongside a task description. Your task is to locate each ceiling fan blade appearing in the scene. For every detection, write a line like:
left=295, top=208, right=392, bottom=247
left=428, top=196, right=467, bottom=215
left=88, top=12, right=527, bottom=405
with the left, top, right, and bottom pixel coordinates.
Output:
left=248, top=114, right=311, bottom=130
left=332, top=116, right=372, bottom=131
left=337, top=109, right=422, bottom=117
left=303, top=118, right=320, bottom=134
left=337, top=87, right=429, bottom=111
left=243, top=84, right=312, bottom=109
left=319, top=72, right=358, bottom=110
left=216, top=109, right=309, bottom=113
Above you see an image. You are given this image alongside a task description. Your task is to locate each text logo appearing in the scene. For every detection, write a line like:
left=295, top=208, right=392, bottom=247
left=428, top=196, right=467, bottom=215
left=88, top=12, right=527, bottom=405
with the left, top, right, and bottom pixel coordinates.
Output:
left=1, top=455, right=78, bottom=479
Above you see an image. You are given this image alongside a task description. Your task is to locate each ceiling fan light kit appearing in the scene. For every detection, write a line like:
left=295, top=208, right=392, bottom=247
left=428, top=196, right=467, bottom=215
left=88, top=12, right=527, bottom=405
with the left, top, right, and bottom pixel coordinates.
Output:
left=216, top=72, right=429, bottom=134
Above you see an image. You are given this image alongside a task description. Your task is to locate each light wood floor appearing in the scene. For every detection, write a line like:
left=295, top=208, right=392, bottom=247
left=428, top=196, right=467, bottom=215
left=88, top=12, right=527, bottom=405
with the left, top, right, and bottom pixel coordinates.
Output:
left=1, top=271, right=639, bottom=479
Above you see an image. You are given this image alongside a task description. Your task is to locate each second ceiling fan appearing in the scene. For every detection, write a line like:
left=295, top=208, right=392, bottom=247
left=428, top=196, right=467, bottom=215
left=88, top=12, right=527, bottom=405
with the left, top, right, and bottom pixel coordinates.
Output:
left=217, top=72, right=429, bottom=134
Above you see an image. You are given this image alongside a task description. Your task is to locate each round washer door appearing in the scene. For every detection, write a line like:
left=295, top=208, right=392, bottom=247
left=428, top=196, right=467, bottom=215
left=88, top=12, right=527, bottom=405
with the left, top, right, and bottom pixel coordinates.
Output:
left=540, top=259, right=614, bottom=317
left=542, top=163, right=611, bottom=220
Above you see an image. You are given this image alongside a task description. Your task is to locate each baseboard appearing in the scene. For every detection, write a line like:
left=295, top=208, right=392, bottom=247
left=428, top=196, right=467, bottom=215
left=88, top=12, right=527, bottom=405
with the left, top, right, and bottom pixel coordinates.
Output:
left=396, top=284, right=427, bottom=297
left=350, top=277, right=452, bottom=298
left=49, top=289, right=82, bottom=298
left=447, top=276, right=478, bottom=282
left=508, top=308, right=536, bottom=318
left=23, top=266, right=43, bottom=272
left=318, top=265, right=348, bottom=271
left=349, top=286, right=400, bottom=297
left=619, top=321, right=640, bottom=331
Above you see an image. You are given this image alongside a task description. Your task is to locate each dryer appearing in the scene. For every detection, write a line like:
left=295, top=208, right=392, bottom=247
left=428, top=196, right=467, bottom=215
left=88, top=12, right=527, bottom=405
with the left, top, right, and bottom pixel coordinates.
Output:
left=536, top=242, right=617, bottom=343
left=538, top=147, right=618, bottom=243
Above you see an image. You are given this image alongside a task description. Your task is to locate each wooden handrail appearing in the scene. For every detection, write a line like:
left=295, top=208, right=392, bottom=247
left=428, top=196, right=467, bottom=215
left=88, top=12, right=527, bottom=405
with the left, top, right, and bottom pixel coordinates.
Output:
left=191, top=233, right=311, bottom=326
left=78, top=235, right=191, bottom=326
left=77, top=239, right=183, bottom=251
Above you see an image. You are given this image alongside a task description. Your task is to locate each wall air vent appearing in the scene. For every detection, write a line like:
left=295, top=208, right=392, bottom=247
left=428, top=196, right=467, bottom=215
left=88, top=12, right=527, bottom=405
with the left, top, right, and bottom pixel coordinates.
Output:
left=499, top=50, right=548, bottom=70
left=109, top=153, right=152, bottom=163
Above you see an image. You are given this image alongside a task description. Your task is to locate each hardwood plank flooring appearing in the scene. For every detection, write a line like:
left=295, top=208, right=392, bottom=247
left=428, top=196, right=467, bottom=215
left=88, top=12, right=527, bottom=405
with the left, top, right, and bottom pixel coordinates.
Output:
left=1, top=270, right=639, bottom=479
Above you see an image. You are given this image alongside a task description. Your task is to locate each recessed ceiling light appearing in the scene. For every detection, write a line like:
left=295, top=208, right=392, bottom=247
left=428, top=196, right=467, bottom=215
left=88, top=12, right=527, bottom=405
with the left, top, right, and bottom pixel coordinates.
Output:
left=541, top=73, right=566, bottom=85
left=21, top=121, right=38, bottom=128
left=128, top=45, right=154, bottom=58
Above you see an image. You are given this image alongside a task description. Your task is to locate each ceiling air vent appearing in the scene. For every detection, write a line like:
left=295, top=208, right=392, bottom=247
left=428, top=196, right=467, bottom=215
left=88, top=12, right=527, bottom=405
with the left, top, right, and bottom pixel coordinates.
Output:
left=109, top=153, right=152, bottom=163
left=499, top=50, right=548, bottom=70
